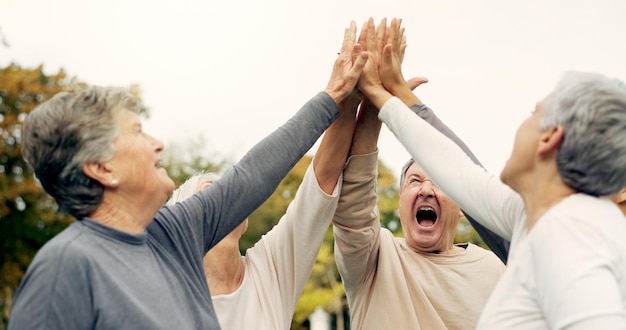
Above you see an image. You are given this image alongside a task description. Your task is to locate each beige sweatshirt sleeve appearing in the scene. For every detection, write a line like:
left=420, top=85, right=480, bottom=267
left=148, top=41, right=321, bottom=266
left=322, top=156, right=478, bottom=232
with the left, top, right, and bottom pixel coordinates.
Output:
left=332, top=151, right=381, bottom=291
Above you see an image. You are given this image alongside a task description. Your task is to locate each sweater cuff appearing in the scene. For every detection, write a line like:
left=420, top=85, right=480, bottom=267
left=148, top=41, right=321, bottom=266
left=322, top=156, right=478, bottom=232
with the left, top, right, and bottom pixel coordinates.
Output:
left=409, top=103, right=428, bottom=114
left=378, top=96, right=404, bottom=123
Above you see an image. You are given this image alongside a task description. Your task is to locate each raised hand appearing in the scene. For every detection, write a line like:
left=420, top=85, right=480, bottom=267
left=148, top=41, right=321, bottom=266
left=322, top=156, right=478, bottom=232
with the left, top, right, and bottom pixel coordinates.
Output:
left=356, top=19, right=385, bottom=96
left=324, top=21, right=368, bottom=107
left=354, top=18, right=394, bottom=110
left=381, top=18, right=408, bottom=95
left=381, top=18, right=426, bottom=107
left=348, top=75, right=428, bottom=156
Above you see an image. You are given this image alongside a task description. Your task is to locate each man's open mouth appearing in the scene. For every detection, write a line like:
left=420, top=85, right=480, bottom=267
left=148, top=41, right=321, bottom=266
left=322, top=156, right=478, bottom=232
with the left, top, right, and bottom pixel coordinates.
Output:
left=416, top=207, right=437, bottom=227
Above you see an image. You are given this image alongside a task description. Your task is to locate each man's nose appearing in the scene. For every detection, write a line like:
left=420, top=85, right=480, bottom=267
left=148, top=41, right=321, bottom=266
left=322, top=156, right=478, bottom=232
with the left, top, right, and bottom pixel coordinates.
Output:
left=418, top=180, right=435, bottom=198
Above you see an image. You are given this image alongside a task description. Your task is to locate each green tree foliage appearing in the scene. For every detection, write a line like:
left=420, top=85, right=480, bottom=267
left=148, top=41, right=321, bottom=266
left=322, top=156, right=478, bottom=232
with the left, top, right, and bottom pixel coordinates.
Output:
left=455, top=216, right=488, bottom=249
left=0, top=64, right=145, bottom=328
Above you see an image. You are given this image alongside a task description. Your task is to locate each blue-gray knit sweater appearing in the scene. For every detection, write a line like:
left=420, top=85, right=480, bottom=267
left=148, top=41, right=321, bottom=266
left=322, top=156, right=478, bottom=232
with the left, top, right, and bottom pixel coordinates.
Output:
left=9, top=91, right=338, bottom=330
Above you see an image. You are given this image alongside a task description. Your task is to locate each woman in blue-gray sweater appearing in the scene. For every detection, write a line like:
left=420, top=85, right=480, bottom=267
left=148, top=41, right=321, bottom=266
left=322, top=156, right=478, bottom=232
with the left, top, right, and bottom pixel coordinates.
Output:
left=9, top=21, right=368, bottom=330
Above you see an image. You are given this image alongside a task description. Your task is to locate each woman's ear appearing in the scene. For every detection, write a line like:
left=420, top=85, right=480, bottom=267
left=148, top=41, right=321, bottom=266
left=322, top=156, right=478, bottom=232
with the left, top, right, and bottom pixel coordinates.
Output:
left=83, top=162, right=119, bottom=188
left=616, top=188, right=626, bottom=205
left=537, top=125, right=564, bottom=157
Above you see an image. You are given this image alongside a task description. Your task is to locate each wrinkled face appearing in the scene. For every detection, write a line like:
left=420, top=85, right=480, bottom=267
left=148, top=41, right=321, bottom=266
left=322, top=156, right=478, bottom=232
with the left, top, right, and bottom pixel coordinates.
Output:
left=106, top=109, right=175, bottom=203
left=500, top=101, right=545, bottom=192
left=399, top=162, right=462, bottom=253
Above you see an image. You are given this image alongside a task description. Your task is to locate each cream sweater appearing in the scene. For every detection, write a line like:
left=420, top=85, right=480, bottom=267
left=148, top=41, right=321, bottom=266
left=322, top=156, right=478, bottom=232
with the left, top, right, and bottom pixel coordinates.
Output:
left=211, top=163, right=341, bottom=330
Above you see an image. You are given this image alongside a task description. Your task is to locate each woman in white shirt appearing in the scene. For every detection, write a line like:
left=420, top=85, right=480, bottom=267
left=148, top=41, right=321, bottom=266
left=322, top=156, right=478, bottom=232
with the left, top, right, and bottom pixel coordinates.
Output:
left=360, top=17, right=626, bottom=329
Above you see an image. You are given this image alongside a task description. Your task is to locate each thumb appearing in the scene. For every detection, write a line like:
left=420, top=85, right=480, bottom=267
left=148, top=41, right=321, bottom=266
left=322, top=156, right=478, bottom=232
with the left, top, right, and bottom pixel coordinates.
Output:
left=406, top=77, right=429, bottom=91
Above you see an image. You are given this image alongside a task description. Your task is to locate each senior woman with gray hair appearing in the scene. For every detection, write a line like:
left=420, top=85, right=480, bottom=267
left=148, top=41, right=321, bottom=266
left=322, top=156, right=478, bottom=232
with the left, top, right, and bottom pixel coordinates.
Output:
left=8, top=21, right=368, bottom=330
left=361, top=18, right=626, bottom=329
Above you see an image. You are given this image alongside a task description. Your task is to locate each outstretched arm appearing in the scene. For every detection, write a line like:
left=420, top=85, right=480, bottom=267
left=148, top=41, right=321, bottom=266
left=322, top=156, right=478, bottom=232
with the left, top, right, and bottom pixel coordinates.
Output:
left=356, top=18, right=394, bottom=110
left=333, top=18, right=392, bottom=290
left=332, top=102, right=383, bottom=290
left=367, top=18, right=519, bottom=244
left=252, top=79, right=360, bottom=321
left=157, top=21, right=368, bottom=254
left=408, top=104, right=510, bottom=262
left=206, top=21, right=366, bottom=243
left=315, top=22, right=362, bottom=192
left=380, top=18, right=510, bottom=263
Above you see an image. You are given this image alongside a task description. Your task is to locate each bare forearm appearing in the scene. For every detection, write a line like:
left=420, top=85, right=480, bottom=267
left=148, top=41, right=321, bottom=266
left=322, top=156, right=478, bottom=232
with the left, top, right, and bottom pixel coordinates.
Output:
left=314, top=107, right=357, bottom=194
left=388, top=82, right=422, bottom=107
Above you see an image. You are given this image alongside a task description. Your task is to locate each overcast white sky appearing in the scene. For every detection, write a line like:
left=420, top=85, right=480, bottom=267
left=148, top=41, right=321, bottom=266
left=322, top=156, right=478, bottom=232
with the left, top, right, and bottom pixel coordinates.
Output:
left=2, top=0, right=626, bottom=180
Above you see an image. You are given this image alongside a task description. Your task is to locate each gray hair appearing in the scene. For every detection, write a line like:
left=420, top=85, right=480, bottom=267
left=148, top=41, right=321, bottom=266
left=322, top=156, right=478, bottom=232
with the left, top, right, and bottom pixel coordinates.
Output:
left=399, top=158, right=416, bottom=189
left=167, top=172, right=222, bottom=205
left=21, top=86, right=140, bottom=218
left=541, top=71, right=626, bottom=196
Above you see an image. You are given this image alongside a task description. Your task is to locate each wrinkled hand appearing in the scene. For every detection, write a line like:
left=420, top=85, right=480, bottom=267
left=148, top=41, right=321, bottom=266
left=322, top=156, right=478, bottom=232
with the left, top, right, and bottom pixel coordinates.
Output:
left=324, top=21, right=368, bottom=107
left=358, top=76, right=428, bottom=118
left=346, top=74, right=426, bottom=156
left=381, top=18, right=409, bottom=95
left=339, top=87, right=363, bottom=114
left=356, top=18, right=388, bottom=100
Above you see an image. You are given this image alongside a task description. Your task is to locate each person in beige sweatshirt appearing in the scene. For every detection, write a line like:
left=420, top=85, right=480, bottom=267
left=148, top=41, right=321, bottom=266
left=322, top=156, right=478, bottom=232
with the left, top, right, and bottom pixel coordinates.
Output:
left=332, top=18, right=505, bottom=330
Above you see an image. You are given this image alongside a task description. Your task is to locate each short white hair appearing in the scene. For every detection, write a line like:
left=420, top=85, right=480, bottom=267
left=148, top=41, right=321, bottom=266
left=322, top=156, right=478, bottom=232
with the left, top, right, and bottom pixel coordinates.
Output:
left=167, top=172, right=222, bottom=205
